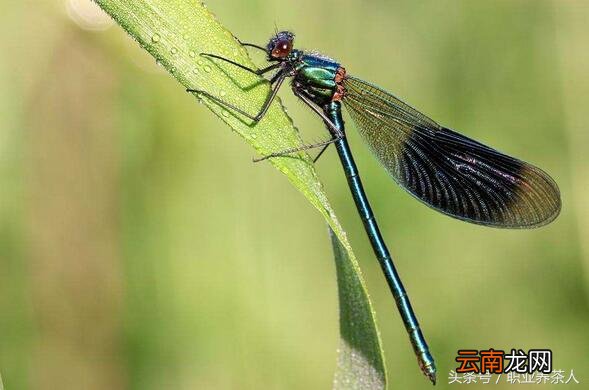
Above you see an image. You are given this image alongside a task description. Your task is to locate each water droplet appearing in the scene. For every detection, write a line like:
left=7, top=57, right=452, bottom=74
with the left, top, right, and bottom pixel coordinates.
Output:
left=192, top=68, right=199, bottom=74
left=221, top=110, right=230, bottom=118
left=219, top=90, right=226, bottom=97
left=189, top=50, right=196, bottom=58
left=170, top=67, right=176, bottom=73
left=171, top=47, right=178, bottom=55
left=151, top=33, right=161, bottom=43
left=197, top=59, right=204, bottom=66
left=204, top=65, right=211, bottom=73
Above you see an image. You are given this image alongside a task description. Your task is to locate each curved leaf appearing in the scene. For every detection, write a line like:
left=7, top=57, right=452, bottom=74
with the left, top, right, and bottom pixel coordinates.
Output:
left=93, top=1, right=387, bottom=388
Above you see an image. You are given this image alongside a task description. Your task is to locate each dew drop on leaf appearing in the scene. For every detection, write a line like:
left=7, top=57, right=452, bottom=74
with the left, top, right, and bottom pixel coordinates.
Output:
left=151, top=33, right=161, bottom=43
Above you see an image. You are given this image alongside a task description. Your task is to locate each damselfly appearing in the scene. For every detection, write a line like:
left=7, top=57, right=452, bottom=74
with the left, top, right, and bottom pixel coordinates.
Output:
left=188, top=31, right=561, bottom=384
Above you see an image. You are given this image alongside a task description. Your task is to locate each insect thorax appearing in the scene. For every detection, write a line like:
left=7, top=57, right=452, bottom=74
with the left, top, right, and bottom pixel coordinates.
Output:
left=293, top=53, right=343, bottom=107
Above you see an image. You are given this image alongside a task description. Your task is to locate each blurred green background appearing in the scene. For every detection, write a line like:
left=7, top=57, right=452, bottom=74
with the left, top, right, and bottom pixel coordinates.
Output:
left=1, top=1, right=588, bottom=389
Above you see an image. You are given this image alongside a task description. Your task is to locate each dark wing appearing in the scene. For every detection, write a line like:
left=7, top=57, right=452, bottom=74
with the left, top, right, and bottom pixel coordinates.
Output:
left=342, top=76, right=561, bottom=228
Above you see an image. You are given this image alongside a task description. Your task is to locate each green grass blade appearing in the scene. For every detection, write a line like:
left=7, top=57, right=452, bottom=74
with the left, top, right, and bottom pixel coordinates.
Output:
left=330, top=228, right=386, bottom=390
left=93, top=1, right=386, bottom=387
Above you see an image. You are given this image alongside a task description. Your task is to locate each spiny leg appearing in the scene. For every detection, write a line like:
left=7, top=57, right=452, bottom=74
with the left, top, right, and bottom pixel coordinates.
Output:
left=313, top=143, right=330, bottom=163
left=200, top=53, right=280, bottom=76
left=293, top=89, right=345, bottom=138
left=186, top=71, right=286, bottom=123
left=292, top=89, right=343, bottom=162
left=236, top=39, right=267, bottom=53
left=254, top=90, right=345, bottom=162
left=253, top=137, right=341, bottom=162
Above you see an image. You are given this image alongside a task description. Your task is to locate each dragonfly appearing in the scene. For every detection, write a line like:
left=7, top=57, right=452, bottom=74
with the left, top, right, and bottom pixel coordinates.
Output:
left=187, top=31, right=561, bottom=384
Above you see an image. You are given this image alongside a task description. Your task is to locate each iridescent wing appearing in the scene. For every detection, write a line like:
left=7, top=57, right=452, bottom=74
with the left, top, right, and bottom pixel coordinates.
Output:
left=342, top=76, right=561, bottom=228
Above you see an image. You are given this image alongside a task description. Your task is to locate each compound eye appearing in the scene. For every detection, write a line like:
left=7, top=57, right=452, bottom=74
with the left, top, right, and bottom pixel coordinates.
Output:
left=271, top=39, right=292, bottom=58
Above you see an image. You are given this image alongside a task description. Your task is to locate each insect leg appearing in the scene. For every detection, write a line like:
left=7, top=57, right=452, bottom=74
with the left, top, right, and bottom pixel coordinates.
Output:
left=200, top=53, right=280, bottom=76
left=253, top=90, right=344, bottom=162
left=186, top=71, right=286, bottom=123
left=236, top=39, right=267, bottom=53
